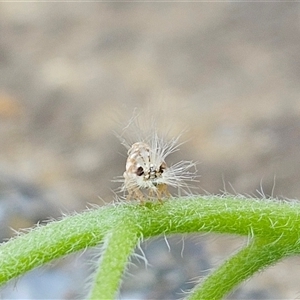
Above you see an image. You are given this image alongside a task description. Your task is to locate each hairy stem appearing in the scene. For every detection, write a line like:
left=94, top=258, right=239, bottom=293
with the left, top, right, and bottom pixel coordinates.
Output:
left=89, top=221, right=140, bottom=299
left=0, top=207, right=116, bottom=284
left=1, top=196, right=300, bottom=298
left=188, top=237, right=292, bottom=300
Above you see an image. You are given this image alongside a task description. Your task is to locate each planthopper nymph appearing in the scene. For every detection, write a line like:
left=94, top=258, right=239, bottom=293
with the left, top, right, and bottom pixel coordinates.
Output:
left=120, top=128, right=197, bottom=203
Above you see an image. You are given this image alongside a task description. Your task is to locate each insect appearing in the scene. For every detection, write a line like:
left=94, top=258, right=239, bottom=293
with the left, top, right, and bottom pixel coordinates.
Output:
left=120, top=129, right=197, bottom=202
left=123, top=141, right=171, bottom=201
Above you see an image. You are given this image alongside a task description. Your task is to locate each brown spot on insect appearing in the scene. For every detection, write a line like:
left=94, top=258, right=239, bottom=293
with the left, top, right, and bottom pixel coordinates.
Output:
left=123, top=142, right=171, bottom=203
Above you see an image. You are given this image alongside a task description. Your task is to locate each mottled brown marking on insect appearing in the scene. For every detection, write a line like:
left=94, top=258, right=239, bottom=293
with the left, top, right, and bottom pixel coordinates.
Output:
left=123, top=142, right=170, bottom=202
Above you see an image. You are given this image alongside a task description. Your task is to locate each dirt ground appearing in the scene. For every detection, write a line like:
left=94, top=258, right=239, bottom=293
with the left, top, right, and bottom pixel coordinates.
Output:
left=1, top=3, right=300, bottom=299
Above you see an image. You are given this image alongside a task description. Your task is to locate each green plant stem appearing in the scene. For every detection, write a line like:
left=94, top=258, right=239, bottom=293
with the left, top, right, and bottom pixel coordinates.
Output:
left=1, top=196, right=300, bottom=298
left=89, top=222, right=140, bottom=299
left=188, top=237, right=291, bottom=300
left=0, top=207, right=116, bottom=284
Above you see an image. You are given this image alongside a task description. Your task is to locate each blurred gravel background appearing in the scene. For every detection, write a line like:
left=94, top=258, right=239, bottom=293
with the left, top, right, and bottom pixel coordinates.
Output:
left=1, top=2, right=300, bottom=299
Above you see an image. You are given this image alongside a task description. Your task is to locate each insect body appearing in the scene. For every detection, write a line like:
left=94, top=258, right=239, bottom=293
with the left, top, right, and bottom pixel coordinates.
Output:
left=120, top=129, right=198, bottom=202
left=116, top=113, right=197, bottom=202
left=123, top=142, right=171, bottom=201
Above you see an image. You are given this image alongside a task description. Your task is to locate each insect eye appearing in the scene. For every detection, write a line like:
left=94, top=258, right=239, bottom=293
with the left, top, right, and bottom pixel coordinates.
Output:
left=136, top=166, right=144, bottom=176
left=159, top=164, right=166, bottom=174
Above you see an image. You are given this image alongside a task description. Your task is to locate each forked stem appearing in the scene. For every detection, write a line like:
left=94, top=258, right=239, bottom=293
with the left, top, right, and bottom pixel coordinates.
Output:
left=1, top=197, right=300, bottom=299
